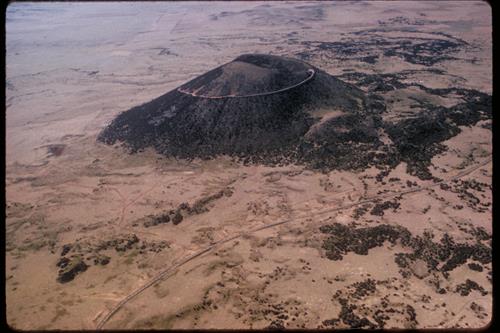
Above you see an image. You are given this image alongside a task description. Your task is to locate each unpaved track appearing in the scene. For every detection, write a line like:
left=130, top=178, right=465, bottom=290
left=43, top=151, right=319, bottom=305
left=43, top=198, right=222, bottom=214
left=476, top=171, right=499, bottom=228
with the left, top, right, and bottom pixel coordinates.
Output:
left=177, top=69, right=315, bottom=99
left=96, top=157, right=491, bottom=329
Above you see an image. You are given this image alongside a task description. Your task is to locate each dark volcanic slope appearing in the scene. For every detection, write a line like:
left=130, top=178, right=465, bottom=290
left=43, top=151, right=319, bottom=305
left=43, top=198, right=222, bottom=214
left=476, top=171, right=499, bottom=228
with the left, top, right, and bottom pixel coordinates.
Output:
left=98, top=54, right=381, bottom=165
left=98, top=53, right=490, bottom=178
left=177, top=54, right=315, bottom=97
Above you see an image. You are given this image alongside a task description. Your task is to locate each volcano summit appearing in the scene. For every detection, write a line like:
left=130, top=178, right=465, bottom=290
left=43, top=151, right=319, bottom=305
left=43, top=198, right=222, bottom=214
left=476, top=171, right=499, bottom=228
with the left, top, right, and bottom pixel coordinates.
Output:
left=98, top=54, right=387, bottom=170
left=176, top=54, right=316, bottom=98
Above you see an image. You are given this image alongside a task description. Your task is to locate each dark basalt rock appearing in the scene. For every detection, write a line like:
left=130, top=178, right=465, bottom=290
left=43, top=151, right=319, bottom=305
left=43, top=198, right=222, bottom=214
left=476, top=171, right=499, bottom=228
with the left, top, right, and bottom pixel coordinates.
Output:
left=440, top=243, right=491, bottom=272
left=54, top=234, right=171, bottom=282
left=353, top=204, right=371, bottom=219
left=468, top=263, right=483, bottom=272
left=172, top=210, right=183, bottom=225
left=56, top=257, right=70, bottom=269
left=98, top=54, right=370, bottom=162
left=143, top=213, right=170, bottom=227
left=115, top=234, right=139, bottom=252
left=445, top=180, right=492, bottom=213
left=370, top=200, right=400, bottom=216
left=99, top=53, right=491, bottom=180
left=302, top=26, right=468, bottom=67
left=455, top=279, right=487, bottom=296
left=324, top=278, right=420, bottom=329
left=405, top=305, right=418, bottom=325
left=57, top=256, right=88, bottom=283
left=383, top=111, right=461, bottom=180
left=143, top=188, right=233, bottom=227
left=352, top=279, right=377, bottom=299
left=97, top=54, right=392, bottom=173
left=94, top=234, right=140, bottom=252
left=61, top=244, right=72, bottom=256
left=266, top=320, right=285, bottom=329
left=322, top=318, right=341, bottom=327
left=94, top=254, right=111, bottom=266
left=321, top=224, right=491, bottom=282
left=394, top=231, right=491, bottom=280
left=320, top=223, right=411, bottom=260
left=337, top=298, right=377, bottom=329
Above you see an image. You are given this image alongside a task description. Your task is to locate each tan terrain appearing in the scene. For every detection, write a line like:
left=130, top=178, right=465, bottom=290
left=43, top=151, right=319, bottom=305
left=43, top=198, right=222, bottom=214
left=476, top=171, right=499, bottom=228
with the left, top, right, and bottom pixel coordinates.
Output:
left=6, top=1, right=491, bottom=330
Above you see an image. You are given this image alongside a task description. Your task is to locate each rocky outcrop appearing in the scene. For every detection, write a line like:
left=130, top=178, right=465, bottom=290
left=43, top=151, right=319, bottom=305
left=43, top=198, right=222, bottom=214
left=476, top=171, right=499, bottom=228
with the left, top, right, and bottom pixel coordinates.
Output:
left=143, top=188, right=234, bottom=227
left=55, top=234, right=169, bottom=283
left=56, top=256, right=88, bottom=283
left=320, top=223, right=492, bottom=289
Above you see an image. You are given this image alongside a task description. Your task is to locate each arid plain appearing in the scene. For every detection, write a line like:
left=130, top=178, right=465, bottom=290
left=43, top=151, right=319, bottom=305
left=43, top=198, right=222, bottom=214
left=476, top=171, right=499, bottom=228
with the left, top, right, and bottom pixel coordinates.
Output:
left=6, top=1, right=492, bottom=329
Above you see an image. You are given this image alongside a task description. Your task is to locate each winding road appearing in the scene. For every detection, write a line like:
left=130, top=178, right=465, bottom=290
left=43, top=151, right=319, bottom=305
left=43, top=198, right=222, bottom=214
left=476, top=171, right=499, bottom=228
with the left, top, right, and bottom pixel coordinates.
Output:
left=95, top=157, right=491, bottom=329
left=177, top=69, right=315, bottom=99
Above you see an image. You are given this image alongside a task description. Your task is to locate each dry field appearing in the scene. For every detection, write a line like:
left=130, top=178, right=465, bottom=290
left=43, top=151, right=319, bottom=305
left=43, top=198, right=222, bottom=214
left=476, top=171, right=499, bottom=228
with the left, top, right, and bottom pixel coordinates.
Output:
left=6, top=1, right=491, bottom=329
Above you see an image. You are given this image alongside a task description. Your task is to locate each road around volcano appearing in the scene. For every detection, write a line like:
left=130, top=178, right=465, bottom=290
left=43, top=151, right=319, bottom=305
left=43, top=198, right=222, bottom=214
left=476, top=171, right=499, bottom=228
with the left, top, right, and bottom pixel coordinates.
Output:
left=177, top=68, right=315, bottom=99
